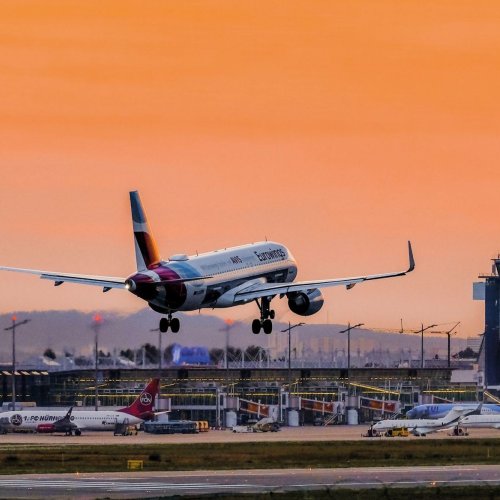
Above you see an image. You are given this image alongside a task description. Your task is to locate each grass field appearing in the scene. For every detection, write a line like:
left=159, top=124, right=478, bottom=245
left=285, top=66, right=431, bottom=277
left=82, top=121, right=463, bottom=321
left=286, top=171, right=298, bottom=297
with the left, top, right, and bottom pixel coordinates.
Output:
left=1, top=439, right=499, bottom=474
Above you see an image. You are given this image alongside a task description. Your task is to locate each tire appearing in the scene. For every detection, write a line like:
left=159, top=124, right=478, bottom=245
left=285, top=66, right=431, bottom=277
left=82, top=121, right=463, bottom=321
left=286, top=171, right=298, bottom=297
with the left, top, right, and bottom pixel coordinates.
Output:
left=263, top=319, right=273, bottom=334
left=252, top=319, right=261, bottom=334
left=159, top=318, right=169, bottom=333
left=170, top=317, right=180, bottom=333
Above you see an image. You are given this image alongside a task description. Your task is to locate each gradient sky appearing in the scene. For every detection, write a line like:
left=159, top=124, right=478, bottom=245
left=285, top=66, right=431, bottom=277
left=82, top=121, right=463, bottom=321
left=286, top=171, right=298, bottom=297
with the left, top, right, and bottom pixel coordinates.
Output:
left=0, top=1, right=499, bottom=337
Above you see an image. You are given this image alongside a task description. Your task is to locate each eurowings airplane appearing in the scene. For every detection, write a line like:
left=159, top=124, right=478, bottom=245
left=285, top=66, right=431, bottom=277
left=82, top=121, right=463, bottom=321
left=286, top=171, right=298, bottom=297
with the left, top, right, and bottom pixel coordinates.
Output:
left=372, top=405, right=479, bottom=436
left=406, top=403, right=500, bottom=419
left=0, top=191, right=415, bottom=334
left=0, top=378, right=159, bottom=435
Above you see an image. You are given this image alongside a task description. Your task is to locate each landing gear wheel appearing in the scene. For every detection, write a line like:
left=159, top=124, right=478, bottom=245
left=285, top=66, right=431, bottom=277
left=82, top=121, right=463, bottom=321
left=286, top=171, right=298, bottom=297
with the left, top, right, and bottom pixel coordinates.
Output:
left=263, top=319, right=273, bottom=334
left=159, top=317, right=169, bottom=333
left=252, top=319, right=261, bottom=334
left=170, top=317, right=180, bottom=333
left=269, top=310, right=275, bottom=320
left=75, top=429, right=81, bottom=436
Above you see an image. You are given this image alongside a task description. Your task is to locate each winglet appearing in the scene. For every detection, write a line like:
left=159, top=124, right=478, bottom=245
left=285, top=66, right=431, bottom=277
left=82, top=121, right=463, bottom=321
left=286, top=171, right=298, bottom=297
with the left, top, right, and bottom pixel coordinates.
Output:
left=407, top=241, right=415, bottom=273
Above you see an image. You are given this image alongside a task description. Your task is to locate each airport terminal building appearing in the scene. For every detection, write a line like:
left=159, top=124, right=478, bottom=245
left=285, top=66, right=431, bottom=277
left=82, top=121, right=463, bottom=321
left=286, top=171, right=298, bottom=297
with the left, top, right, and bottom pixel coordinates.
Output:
left=0, top=365, right=483, bottom=427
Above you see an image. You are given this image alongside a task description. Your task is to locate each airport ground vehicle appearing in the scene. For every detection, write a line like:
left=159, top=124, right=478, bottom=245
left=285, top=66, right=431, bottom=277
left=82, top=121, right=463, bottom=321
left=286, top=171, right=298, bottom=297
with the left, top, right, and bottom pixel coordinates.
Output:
left=232, top=425, right=255, bottom=433
left=385, top=427, right=409, bottom=437
left=363, top=425, right=380, bottom=438
left=195, top=420, right=209, bottom=432
left=113, top=420, right=138, bottom=436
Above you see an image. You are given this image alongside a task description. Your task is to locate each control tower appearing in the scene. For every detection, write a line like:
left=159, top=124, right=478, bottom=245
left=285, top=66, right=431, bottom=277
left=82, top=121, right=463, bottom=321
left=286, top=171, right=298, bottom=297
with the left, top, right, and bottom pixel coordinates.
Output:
left=475, top=258, right=500, bottom=389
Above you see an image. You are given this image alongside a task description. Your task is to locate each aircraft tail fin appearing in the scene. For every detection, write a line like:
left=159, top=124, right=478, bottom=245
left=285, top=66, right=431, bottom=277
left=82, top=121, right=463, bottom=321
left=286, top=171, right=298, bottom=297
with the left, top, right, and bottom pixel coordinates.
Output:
left=119, top=378, right=159, bottom=419
left=130, top=191, right=161, bottom=271
left=442, top=405, right=477, bottom=425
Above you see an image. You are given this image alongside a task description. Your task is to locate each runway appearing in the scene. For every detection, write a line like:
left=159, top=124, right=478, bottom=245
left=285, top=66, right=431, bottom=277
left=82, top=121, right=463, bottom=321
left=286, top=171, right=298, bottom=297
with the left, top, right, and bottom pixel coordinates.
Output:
left=0, top=465, right=499, bottom=499
left=0, top=424, right=499, bottom=445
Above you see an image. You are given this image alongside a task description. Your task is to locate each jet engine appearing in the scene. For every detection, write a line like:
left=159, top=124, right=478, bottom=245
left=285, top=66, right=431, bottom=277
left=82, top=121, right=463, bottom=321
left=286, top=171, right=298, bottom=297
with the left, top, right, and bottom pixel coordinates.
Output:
left=287, top=289, right=324, bottom=316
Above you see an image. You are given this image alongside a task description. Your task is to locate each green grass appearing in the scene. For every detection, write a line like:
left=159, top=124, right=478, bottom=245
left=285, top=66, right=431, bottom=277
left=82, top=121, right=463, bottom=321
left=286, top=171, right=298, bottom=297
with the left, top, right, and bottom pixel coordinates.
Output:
left=0, top=439, right=499, bottom=474
left=175, top=485, right=500, bottom=500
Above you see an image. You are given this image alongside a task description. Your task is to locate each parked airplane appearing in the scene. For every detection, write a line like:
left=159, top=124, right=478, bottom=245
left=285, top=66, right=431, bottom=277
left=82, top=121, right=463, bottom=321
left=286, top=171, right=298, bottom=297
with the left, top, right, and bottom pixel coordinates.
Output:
left=406, top=403, right=500, bottom=419
left=372, top=406, right=478, bottom=436
left=35, top=407, right=78, bottom=435
left=0, top=378, right=159, bottom=435
left=0, top=191, right=415, bottom=334
left=459, top=414, right=500, bottom=430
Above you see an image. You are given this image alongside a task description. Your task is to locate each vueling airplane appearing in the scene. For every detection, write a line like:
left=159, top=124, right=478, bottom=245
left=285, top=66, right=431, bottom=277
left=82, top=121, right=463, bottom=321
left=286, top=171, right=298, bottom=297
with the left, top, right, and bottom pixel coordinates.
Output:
left=0, top=191, right=415, bottom=334
left=0, top=378, right=159, bottom=435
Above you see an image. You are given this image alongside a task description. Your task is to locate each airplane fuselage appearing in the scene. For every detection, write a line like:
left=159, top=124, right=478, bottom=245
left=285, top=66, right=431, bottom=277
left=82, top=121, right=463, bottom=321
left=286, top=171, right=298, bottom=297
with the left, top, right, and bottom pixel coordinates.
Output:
left=406, top=403, right=500, bottom=419
left=0, top=409, right=142, bottom=432
left=372, top=418, right=453, bottom=435
left=125, top=242, right=298, bottom=314
left=460, top=415, right=500, bottom=429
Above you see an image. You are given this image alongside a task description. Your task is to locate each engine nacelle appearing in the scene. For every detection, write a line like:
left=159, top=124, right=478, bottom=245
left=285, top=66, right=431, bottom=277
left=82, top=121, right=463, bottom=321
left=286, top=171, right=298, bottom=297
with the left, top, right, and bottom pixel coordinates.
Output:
left=287, top=289, right=324, bottom=316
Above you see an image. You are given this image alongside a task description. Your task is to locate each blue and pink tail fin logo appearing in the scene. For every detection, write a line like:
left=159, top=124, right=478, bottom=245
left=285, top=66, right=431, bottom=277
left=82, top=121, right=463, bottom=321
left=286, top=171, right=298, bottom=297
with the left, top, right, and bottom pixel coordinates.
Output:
left=119, top=378, right=160, bottom=419
left=130, top=191, right=161, bottom=271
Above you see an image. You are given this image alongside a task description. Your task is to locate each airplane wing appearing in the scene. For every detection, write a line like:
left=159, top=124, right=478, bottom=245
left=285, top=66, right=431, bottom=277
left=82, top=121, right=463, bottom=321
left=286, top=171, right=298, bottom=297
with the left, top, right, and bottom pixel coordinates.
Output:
left=0, top=266, right=127, bottom=292
left=234, top=241, right=415, bottom=302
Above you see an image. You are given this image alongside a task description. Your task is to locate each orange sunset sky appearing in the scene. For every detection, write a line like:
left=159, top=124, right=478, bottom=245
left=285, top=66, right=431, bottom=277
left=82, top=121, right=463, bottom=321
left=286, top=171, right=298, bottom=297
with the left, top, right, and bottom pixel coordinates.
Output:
left=0, top=1, right=499, bottom=337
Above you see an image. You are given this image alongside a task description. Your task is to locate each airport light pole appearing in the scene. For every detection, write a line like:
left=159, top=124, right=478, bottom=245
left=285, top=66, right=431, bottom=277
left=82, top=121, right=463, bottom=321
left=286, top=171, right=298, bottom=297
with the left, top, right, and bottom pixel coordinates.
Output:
left=4, top=316, right=31, bottom=409
left=222, top=319, right=234, bottom=371
left=150, top=327, right=162, bottom=378
left=91, top=314, right=103, bottom=411
left=431, top=322, right=461, bottom=368
left=339, top=323, right=364, bottom=371
left=415, top=323, right=437, bottom=369
left=281, top=322, right=304, bottom=389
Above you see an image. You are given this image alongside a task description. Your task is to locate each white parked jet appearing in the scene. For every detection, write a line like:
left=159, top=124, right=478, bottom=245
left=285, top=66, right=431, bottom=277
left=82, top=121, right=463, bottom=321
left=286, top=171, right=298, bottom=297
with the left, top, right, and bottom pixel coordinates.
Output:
left=372, top=406, right=478, bottom=436
left=0, top=378, right=159, bottom=435
left=459, top=414, right=500, bottom=430
left=0, top=191, right=415, bottom=334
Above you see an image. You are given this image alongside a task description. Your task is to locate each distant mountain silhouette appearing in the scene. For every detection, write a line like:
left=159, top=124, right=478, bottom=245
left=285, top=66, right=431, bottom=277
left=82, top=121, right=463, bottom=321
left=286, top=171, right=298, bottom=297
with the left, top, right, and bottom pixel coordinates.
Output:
left=0, top=309, right=468, bottom=364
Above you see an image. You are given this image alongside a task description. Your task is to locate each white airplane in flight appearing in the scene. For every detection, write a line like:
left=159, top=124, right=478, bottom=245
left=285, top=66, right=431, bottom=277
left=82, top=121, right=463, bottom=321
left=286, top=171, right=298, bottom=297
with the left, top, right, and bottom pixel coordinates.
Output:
left=0, top=378, right=159, bottom=435
left=372, top=406, right=479, bottom=436
left=0, top=191, right=415, bottom=334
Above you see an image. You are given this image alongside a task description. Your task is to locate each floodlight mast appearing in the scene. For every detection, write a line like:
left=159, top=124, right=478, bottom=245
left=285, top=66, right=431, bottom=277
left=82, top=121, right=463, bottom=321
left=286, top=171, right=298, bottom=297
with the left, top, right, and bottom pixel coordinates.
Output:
left=415, top=323, right=438, bottom=369
left=281, top=322, right=305, bottom=389
left=339, top=323, right=364, bottom=371
left=431, top=322, right=461, bottom=368
left=91, top=314, right=103, bottom=411
left=4, top=316, right=31, bottom=409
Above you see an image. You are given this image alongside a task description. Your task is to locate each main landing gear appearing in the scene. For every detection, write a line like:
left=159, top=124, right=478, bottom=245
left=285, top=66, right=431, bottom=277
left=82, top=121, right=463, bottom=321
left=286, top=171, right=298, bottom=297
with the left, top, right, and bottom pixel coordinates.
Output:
left=159, top=314, right=180, bottom=333
left=252, top=297, right=275, bottom=334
